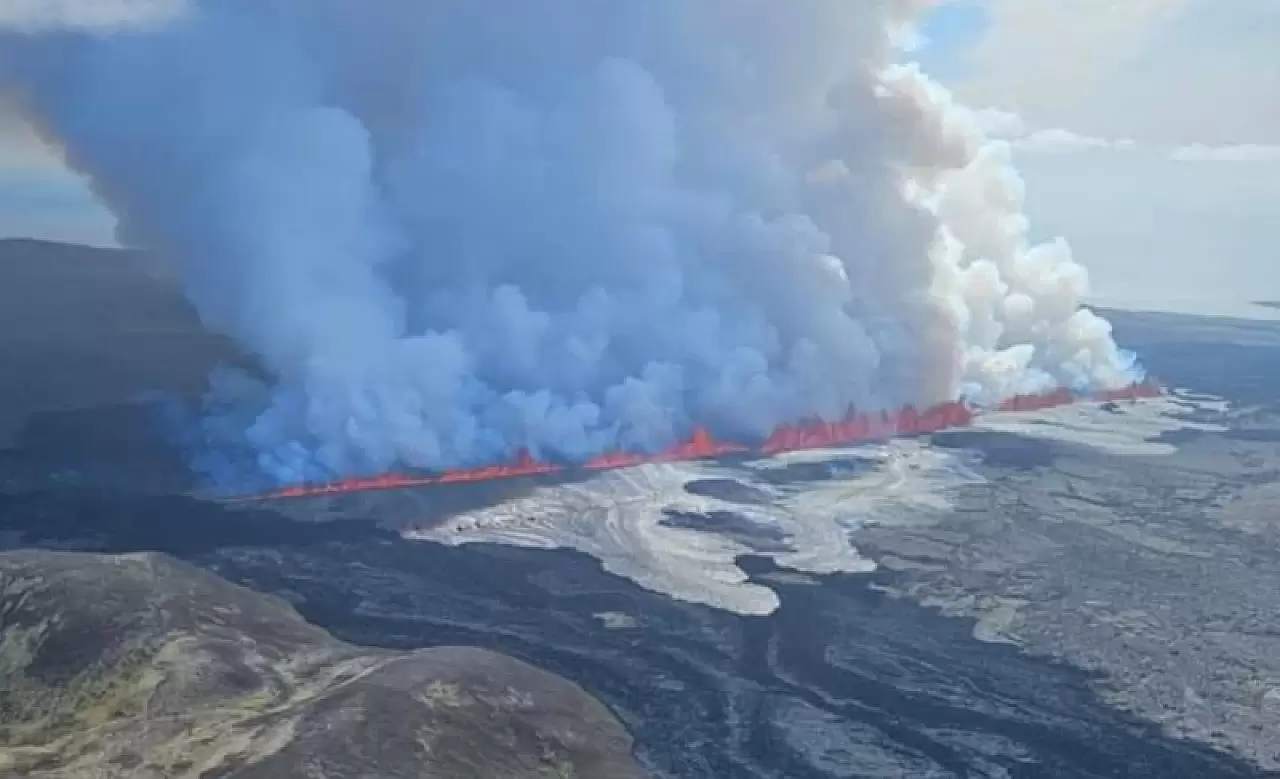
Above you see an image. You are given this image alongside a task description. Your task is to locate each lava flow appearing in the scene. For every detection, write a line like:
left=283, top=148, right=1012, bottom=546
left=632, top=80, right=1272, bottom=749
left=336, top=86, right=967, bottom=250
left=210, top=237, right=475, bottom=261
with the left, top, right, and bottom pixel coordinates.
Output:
left=226, top=379, right=1161, bottom=502
left=435, top=448, right=564, bottom=484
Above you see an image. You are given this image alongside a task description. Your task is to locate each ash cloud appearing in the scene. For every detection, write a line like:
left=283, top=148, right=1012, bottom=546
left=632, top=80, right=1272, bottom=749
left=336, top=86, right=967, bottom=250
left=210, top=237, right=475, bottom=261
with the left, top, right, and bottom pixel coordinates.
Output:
left=0, top=1, right=1140, bottom=485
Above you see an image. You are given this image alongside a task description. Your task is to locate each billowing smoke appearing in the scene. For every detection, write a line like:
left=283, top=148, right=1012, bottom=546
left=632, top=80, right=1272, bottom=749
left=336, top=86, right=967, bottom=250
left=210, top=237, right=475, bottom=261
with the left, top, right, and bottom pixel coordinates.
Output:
left=0, top=0, right=1140, bottom=485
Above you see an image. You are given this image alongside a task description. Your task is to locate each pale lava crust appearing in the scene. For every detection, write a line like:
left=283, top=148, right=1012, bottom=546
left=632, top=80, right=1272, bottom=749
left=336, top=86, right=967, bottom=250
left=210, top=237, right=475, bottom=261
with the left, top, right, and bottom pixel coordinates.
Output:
left=412, top=393, right=1216, bottom=616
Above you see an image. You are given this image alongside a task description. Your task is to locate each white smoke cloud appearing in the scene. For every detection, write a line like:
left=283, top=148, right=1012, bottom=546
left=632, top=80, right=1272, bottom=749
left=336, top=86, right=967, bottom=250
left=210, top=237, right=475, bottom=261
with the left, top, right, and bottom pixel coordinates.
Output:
left=0, top=1, right=1140, bottom=485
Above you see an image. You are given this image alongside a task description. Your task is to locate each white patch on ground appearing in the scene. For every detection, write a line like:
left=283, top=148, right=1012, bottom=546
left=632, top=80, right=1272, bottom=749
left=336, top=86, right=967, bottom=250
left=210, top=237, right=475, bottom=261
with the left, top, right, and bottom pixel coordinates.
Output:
left=407, top=397, right=1218, bottom=616
left=412, top=462, right=788, bottom=615
left=969, top=394, right=1227, bottom=456
left=409, top=442, right=979, bottom=616
left=1169, top=389, right=1230, bottom=415
left=593, top=612, right=639, bottom=630
left=768, top=441, right=983, bottom=529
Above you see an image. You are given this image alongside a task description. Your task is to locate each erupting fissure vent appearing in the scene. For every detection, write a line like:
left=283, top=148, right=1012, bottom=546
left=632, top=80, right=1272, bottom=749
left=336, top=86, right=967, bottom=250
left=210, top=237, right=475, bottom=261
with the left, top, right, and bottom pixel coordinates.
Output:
left=229, top=380, right=1161, bottom=502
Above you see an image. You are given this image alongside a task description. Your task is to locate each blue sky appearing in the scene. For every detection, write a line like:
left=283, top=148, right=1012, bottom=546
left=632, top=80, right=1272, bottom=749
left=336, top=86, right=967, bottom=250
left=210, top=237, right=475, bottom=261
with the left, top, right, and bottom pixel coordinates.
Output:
left=911, top=0, right=988, bottom=77
left=1, top=1, right=1278, bottom=312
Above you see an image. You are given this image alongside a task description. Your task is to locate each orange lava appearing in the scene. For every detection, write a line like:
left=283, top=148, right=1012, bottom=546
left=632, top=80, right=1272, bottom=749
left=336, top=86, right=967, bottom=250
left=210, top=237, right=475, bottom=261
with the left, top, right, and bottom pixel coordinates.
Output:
left=228, top=379, right=1161, bottom=502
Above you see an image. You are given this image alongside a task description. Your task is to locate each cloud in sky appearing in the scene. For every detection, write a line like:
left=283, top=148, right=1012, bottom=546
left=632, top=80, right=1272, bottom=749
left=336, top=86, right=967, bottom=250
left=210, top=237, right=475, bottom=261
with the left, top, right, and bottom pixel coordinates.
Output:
left=0, top=0, right=186, bottom=32
left=0, top=0, right=188, bottom=248
left=968, top=107, right=1277, bottom=160
left=1017, top=149, right=1280, bottom=310
left=0, top=1, right=1276, bottom=310
left=944, top=0, right=1279, bottom=146
left=920, top=0, right=1280, bottom=311
left=0, top=111, right=53, bottom=171
left=1169, top=143, right=1280, bottom=163
left=1013, top=128, right=1135, bottom=155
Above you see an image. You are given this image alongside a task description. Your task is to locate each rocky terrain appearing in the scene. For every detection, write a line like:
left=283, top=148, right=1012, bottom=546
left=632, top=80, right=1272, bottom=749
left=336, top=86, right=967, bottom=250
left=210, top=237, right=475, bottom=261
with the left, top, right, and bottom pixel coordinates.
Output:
left=2, top=240, right=1278, bottom=777
left=852, top=400, right=1280, bottom=770
left=0, top=549, right=647, bottom=779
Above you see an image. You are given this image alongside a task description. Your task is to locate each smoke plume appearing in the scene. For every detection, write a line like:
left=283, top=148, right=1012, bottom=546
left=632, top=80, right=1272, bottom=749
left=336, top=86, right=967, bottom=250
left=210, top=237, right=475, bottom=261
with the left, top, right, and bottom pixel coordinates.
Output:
left=0, top=0, right=1140, bottom=485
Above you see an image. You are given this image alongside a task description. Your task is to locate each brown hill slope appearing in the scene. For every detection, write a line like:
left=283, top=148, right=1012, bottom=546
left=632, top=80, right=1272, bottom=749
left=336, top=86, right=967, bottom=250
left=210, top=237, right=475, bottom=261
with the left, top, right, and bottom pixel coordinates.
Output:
left=0, top=549, right=647, bottom=779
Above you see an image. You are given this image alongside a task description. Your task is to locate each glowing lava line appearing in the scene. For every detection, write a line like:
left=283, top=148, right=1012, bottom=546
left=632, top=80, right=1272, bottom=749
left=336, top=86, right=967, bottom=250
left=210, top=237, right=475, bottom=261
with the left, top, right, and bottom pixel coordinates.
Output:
left=224, top=381, right=1162, bottom=502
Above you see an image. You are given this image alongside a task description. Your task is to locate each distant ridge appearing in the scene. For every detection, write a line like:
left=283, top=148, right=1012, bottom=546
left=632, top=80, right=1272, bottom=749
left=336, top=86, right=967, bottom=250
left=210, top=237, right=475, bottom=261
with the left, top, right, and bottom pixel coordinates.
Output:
left=0, top=237, right=175, bottom=281
left=0, top=238, right=237, bottom=447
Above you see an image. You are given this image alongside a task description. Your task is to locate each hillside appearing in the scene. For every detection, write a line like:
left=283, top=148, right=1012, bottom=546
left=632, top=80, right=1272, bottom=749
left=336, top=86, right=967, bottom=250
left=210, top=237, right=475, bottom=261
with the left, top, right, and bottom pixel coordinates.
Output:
left=0, top=549, right=647, bottom=778
left=0, top=239, right=238, bottom=448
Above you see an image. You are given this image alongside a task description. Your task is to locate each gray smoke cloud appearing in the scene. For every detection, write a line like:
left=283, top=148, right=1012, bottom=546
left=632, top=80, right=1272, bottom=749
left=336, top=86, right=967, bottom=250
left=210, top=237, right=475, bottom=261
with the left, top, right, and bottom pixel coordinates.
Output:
left=0, top=0, right=1140, bottom=485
